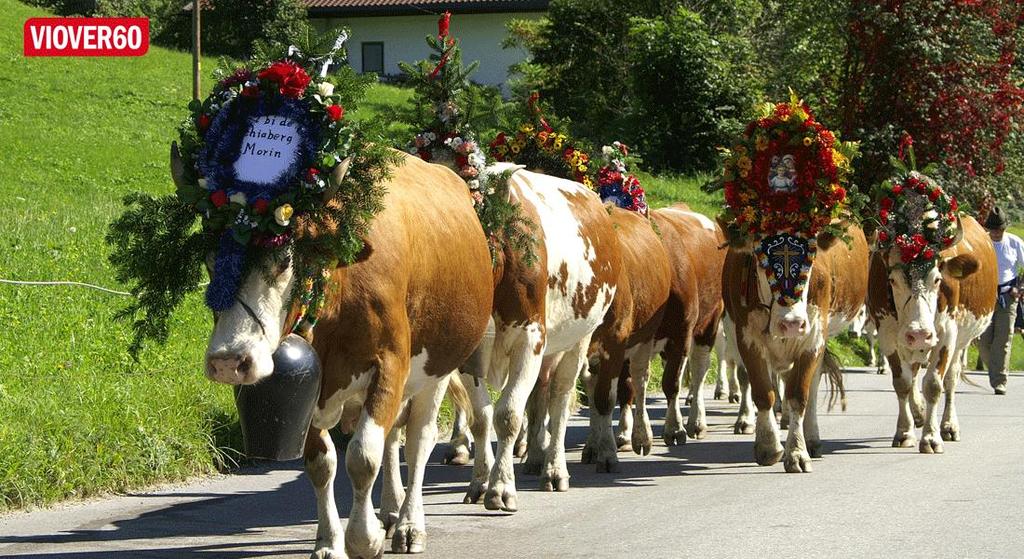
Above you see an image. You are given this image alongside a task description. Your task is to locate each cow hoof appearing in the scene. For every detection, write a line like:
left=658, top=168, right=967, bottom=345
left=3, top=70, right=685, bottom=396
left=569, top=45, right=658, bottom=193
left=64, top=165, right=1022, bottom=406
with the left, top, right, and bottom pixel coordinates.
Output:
left=581, top=444, right=595, bottom=464
left=663, top=425, right=686, bottom=446
left=714, top=389, right=724, bottom=400
left=310, top=548, right=345, bottom=559
left=615, top=433, right=631, bottom=451
left=595, top=455, right=620, bottom=474
left=632, top=423, right=654, bottom=456
left=784, top=450, right=813, bottom=473
left=463, top=479, right=488, bottom=504
left=919, top=437, right=944, bottom=455
left=892, top=433, right=917, bottom=448
left=941, top=424, right=960, bottom=442
left=483, top=484, right=518, bottom=512
left=807, top=441, right=822, bottom=459
left=381, top=511, right=400, bottom=538
left=734, top=420, right=754, bottom=435
left=685, top=421, right=707, bottom=440
left=391, top=525, right=426, bottom=554
left=345, top=527, right=385, bottom=559
left=729, top=394, right=741, bottom=404
left=754, top=443, right=784, bottom=466
left=540, top=469, right=570, bottom=492
left=522, top=460, right=543, bottom=476
left=513, top=438, right=528, bottom=459
left=443, top=444, right=471, bottom=466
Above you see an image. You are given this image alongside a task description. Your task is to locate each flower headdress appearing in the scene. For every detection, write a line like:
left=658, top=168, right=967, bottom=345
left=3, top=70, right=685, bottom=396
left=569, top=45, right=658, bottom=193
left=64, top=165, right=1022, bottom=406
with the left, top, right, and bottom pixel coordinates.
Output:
left=597, top=142, right=648, bottom=216
left=108, top=34, right=395, bottom=356
left=875, top=133, right=959, bottom=277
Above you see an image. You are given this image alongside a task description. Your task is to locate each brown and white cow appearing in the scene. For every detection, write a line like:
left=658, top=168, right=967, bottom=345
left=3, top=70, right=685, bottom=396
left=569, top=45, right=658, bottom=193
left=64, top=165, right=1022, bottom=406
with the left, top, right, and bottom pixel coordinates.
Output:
left=722, top=224, right=868, bottom=472
left=608, top=205, right=726, bottom=450
left=187, top=149, right=495, bottom=558
left=572, top=205, right=670, bottom=471
left=446, top=164, right=621, bottom=505
left=867, top=216, right=996, bottom=453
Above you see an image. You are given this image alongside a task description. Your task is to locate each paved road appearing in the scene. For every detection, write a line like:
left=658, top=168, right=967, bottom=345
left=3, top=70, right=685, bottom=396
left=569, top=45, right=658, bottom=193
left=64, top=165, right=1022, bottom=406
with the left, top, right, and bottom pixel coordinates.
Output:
left=2, top=369, right=1022, bottom=559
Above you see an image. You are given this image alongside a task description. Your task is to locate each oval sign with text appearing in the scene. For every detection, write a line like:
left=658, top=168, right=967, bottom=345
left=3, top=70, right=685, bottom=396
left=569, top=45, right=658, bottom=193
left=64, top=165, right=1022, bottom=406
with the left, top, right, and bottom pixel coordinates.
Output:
left=199, top=95, right=320, bottom=201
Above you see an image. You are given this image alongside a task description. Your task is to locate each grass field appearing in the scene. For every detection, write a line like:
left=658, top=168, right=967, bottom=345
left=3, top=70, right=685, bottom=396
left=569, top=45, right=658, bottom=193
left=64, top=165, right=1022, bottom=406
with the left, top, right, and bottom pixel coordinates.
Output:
left=1, top=0, right=1021, bottom=512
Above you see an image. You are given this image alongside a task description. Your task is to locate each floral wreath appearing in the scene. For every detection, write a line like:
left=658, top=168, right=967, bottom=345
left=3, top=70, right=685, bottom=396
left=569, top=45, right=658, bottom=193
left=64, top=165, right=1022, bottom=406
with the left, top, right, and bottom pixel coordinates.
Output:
left=488, top=93, right=593, bottom=188
left=875, top=133, right=958, bottom=276
left=108, top=38, right=395, bottom=355
left=717, top=92, right=859, bottom=305
left=596, top=141, right=648, bottom=215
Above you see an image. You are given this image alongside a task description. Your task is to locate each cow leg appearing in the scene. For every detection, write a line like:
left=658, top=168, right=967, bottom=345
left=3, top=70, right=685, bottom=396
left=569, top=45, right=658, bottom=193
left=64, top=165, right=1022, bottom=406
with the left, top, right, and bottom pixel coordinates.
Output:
left=485, top=323, right=545, bottom=512
left=392, top=377, right=448, bottom=554
left=941, top=348, right=963, bottom=442
left=380, top=414, right=406, bottom=539
left=741, top=344, right=783, bottom=466
left=661, top=337, right=691, bottom=446
left=346, top=349, right=409, bottom=559
left=583, top=338, right=622, bottom=474
left=628, top=342, right=656, bottom=455
left=514, top=414, right=530, bottom=458
left=910, top=374, right=926, bottom=428
left=734, top=366, right=755, bottom=434
left=543, top=338, right=590, bottom=489
left=305, top=428, right=345, bottom=559
left=685, top=343, right=714, bottom=440
left=616, top=362, right=635, bottom=450
left=444, top=404, right=471, bottom=466
left=461, top=372, right=495, bottom=505
left=782, top=352, right=820, bottom=473
left=523, top=356, right=555, bottom=476
left=889, top=353, right=918, bottom=448
left=775, top=373, right=789, bottom=430
left=920, top=348, right=953, bottom=454
left=804, top=367, right=823, bottom=458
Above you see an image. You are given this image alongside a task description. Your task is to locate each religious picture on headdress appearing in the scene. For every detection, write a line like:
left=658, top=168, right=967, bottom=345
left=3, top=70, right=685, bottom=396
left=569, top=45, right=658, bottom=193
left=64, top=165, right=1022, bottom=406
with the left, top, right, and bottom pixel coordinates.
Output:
left=768, top=154, right=797, bottom=193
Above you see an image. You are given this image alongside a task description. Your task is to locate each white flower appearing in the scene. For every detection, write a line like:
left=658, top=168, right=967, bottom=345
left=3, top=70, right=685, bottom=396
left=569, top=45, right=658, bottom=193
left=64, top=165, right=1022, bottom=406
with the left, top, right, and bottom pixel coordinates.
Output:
left=426, top=132, right=436, bottom=141
left=198, top=178, right=209, bottom=189
left=469, top=151, right=486, bottom=168
left=602, top=145, right=614, bottom=157
left=317, top=82, right=335, bottom=97
left=274, top=204, right=294, bottom=226
left=229, top=192, right=247, bottom=205
left=468, top=179, right=480, bottom=191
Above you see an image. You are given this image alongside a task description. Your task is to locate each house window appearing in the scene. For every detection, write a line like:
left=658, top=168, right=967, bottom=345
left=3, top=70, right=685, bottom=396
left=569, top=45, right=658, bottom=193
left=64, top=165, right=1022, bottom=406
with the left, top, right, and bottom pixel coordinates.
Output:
left=362, top=42, right=384, bottom=75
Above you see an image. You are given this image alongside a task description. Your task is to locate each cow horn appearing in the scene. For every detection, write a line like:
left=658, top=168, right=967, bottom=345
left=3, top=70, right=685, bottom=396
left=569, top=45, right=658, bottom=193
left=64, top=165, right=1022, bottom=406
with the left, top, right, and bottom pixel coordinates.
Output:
left=324, top=156, right=353, bottom=201
left=951, top=214, right=965, bottom=247
left=170, top=142, right=188, bottom=190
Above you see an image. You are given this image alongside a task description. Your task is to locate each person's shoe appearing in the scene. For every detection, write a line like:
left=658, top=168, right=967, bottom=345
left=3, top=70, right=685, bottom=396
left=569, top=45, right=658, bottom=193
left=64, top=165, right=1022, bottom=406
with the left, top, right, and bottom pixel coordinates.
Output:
left=994, top=385, right=1007, bottom=395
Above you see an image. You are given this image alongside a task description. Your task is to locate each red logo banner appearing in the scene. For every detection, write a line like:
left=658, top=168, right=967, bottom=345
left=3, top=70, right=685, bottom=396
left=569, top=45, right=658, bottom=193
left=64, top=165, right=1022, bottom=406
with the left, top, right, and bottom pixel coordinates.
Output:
left=24, top=18, right=149, bottom=57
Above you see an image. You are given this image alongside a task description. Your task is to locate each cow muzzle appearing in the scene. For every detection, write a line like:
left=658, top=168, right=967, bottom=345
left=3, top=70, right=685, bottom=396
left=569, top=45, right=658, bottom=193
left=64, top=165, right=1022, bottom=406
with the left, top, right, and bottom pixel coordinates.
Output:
left=206, top=351, right=266, bottom=385
left=775, top=317, right=808, bottom=338
left=902, top=328, right=936, bottom=351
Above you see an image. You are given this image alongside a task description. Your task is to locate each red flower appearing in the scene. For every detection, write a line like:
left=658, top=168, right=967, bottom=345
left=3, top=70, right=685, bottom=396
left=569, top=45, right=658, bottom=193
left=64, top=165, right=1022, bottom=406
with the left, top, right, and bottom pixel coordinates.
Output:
left=210, top=190, right=228, bottom=208
left=833, top=186, right=846, bottom=202
left=892, top=183, right=903, bottom=195
left=490, top=132, right=507, bottom=147
left=943, top=237, right=954, bottom=246
left=455, top=154, right=469, bottom=168
left=438, top=11, right=451, bottom=38
left=881, top=197, right=893, bottom=210
left=929, top=188, right=941, bottom=201
left=241, top=85, right=260, bottom=98
left=259, top=61, right=311, bottom=98
left=923, top=248, right=935, bottom=260
left=950, top=197, right=958, bottom=212
left=785, top=198, right=801, bottom=213
left=326, top=104, right=344, bottom=121
left=252, top=199, right=269, bottom=214
left=880, top=209, right=889, bottom=224
left=878, top=230, right=889, bottom=242
left=305, top=167, right=320, bottom=182
left=418, top=149, right=432, bottom=162
left=197, top=113, right=211, bottom=131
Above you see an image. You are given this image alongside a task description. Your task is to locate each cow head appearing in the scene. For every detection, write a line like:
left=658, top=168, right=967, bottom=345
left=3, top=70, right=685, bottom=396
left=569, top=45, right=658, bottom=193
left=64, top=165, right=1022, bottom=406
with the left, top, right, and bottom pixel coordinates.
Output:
left=171, top=144, right=351, bottom=385
left=879, top=219, right=979, bottom=351
left=745, top=230, right=839, bottom=339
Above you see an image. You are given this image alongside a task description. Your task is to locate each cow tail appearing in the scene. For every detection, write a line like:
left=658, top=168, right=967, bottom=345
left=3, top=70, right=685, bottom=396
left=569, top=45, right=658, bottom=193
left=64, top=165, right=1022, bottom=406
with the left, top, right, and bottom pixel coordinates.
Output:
left=447, top=373, right=475, bottom=427
left=822, top=348, right=847, bottom=412
left=956, top=347, right=982, bottom=388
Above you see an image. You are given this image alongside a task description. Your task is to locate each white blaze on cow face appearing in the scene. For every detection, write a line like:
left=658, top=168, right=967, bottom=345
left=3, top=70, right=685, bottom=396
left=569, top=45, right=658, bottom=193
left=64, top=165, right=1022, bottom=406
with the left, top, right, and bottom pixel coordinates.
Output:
left=753, top=263, right=812, bottom=339
left=885, top=250, right=940, bottom=351
left=205, top=254, right=295, bottom=385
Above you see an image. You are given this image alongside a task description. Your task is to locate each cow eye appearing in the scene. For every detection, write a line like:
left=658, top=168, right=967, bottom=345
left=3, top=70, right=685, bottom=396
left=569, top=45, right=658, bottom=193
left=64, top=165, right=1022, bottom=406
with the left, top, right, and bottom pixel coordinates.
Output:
left=934, top=278, right=941, bottom=286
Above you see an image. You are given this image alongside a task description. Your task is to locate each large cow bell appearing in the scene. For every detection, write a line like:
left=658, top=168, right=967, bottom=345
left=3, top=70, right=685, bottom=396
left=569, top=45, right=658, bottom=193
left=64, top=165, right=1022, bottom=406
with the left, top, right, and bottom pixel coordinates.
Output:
left=234, top=334, right=321, bottom=461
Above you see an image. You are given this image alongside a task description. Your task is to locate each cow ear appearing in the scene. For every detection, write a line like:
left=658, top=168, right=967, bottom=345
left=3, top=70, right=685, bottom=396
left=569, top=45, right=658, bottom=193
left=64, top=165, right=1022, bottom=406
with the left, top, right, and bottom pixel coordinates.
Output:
left=941, top=254, right=980, bottom=279
left=170, top=142, right=188, bottom=189
left=717, top=215, right=752, bottom=253
left=817, top=230, right=840, bottom=251
left=324, top=156, right=354, bottom=202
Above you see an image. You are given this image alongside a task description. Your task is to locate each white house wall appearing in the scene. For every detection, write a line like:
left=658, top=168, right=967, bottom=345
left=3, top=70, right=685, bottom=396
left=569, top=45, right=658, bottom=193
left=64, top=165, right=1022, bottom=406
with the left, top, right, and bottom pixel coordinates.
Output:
left=314, top=12, right=542, bottom=90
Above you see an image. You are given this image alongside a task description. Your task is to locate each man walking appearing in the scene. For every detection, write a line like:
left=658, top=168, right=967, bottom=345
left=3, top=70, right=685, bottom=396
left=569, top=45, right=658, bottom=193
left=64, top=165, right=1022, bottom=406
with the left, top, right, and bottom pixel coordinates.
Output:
left=978, top=206, right=1024, bottom=394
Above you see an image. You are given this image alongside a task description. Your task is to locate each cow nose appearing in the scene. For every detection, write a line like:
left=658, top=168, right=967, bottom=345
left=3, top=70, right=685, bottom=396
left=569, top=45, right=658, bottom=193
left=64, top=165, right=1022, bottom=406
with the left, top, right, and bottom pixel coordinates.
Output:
left=206, top=354, right=250, bottom=384
left=778, top=318, right=807, bottom=338
left=904, top=329, right=935, bottom=349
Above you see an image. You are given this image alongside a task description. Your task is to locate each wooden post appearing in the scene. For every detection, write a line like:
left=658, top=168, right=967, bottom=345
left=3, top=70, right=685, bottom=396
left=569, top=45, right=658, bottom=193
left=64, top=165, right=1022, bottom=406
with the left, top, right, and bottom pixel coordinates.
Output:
left=192, top=0, right=201, bottom=100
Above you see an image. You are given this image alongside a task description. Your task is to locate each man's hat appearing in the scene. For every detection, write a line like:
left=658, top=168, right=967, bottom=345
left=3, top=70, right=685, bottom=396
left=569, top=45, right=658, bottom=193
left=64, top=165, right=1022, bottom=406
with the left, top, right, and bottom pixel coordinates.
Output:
left=985, top=206, right=1008, bottom=230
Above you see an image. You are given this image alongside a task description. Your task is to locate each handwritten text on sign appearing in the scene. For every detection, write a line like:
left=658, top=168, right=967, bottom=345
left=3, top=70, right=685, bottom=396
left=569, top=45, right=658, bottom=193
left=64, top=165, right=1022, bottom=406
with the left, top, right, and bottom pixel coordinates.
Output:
left=234, top=116, right=300, bottom=186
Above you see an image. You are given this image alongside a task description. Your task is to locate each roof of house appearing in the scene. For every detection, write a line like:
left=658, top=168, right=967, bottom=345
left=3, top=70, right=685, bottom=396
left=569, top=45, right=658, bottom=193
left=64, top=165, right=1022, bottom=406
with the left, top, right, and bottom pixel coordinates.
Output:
left=307, top=0, right=549, bottom=17
left=185, top=0, right=549, bottom=17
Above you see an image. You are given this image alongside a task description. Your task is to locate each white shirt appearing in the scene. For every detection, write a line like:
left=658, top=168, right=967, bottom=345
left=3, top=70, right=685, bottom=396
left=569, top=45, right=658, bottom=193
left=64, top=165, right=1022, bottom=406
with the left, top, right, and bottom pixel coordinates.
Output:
left=993, top=231, right=1024, bottom=285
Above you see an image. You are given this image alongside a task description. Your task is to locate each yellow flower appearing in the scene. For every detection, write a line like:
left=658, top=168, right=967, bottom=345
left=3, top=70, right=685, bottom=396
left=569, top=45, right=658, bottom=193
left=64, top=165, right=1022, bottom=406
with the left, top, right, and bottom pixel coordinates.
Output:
left=734, top=145, right=747, bottom=155
left=802, top=137, right=813, bottom=147
left=577, top=165, right=587, bottom=173
left=553, top=139, right=564, bottom=150
left=519, top=124, right=534, bottom=134
left=511, top=145, right=521, bottom=154
left=274, top=204, right=294, bottom=226
left=755, top=135, right=769, bottom=151
left=583, top=176, right=594, bottom=188
left=740, top=169, right=749, bottom=178
left=738, top=156, right=752, bottom=171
